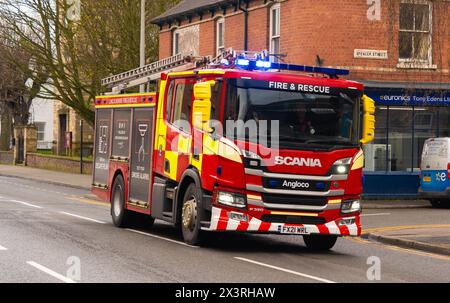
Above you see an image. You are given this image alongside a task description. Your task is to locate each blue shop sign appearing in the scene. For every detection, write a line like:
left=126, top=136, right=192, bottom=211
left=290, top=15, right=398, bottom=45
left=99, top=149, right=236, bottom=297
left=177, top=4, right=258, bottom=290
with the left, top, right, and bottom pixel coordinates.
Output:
left=366, top=90, right=450, bottom=106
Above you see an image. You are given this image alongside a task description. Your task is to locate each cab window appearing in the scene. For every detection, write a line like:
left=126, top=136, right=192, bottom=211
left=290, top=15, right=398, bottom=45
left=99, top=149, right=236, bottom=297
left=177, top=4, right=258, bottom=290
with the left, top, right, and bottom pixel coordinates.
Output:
left=170, top=80, right=194, bottom=132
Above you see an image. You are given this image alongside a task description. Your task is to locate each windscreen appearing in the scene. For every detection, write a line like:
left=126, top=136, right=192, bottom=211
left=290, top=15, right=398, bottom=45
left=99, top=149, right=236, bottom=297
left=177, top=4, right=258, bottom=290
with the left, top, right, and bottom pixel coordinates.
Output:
left=223, top=79, right=361, bottom=150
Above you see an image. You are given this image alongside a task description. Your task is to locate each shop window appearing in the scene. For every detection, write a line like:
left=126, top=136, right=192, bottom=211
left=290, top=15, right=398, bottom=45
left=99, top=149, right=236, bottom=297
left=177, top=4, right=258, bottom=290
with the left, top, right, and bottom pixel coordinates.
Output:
left=269, top=4, right=280, bottom=62
left=399, top=1, right=432, bottom=64
left=438, top=107, right=450, bottom=137
left=216, top=17, right=225, bottom=56
left=388, top=107, right=413, bottom=172
left=413, top=107, right=438, bottom=170
left=363, top=107, right=388, bottom=172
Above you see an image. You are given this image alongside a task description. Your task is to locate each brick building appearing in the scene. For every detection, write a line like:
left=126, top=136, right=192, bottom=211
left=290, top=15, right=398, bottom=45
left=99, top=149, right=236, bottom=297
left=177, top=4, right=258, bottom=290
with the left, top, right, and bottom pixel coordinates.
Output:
left=151, top=0, right=450, bottom=197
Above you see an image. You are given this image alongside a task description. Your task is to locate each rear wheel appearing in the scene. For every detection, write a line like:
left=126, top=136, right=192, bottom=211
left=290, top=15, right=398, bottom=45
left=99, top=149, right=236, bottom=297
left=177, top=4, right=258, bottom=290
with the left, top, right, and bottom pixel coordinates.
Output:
left=303, top=235, right=338, bottom=251
left=111, top=175, right=132, bottom=227
left=181, top=183, right=205, bottom=246
left=111, top=175, right=155, bottom=228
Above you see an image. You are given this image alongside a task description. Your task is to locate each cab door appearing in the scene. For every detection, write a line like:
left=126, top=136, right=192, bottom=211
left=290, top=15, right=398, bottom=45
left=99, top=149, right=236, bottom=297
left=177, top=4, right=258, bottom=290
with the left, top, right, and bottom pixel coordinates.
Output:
left=163, top=77, right=196, bottom=182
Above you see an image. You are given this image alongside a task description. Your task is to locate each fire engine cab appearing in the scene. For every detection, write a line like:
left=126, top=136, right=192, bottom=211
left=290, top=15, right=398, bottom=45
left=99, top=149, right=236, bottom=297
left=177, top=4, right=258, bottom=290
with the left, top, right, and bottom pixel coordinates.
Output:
left=92, top=50, right=375, bottom=250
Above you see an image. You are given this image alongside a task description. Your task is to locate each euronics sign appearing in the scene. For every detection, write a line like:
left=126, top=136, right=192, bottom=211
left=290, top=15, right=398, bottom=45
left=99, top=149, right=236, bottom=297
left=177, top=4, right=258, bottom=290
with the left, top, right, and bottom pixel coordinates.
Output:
left=366, top=90, right=450, bottom=106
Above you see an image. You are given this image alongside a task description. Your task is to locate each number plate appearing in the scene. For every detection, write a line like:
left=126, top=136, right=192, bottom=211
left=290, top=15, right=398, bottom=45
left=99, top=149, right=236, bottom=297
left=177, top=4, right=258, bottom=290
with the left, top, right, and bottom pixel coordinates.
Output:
left=279, top=226, right=310, bottom=235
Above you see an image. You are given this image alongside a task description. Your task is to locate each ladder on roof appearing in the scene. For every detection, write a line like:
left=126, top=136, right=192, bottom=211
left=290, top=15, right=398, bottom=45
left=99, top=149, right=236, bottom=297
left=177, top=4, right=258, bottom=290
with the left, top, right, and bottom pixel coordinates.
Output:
left=101, top=53, right=209, bottom=93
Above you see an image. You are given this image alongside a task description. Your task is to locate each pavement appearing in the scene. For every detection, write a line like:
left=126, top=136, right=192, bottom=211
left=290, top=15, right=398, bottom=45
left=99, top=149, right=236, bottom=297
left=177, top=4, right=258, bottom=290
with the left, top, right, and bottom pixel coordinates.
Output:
left=1, top=163, right=449, bottom=269
left=0, top=165, right=91, bottom=190
left=363, top=225, right=450, bottom=257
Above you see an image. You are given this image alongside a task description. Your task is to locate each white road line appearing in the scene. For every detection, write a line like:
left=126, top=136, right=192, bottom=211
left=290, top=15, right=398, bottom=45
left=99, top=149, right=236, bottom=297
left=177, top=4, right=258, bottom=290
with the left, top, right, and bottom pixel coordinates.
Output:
left=59, top=212, right=106, bottom=224
left=126, top=229, right=198, bottom=248
left=27, top=261, right=76, bottom=283
left=10, top=200, right=43, bottom=209
left=361, top=213, right=391, bottom=217
left=0, top=245, right=7, bottom=251
left=234, top=257, right=336, bottom=283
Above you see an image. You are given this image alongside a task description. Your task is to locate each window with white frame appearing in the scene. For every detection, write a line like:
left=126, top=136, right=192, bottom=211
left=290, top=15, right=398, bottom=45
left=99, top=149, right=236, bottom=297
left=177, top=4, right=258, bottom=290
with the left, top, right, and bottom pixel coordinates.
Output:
left=269, top=4, right=280, bottom=61
left=172, top=30, right=180, bottom=55
left=399, top=1, right=432, bottom=63
left=216, top=17, right=225, bottom=55
left=35, top=122, right=45, bottom=141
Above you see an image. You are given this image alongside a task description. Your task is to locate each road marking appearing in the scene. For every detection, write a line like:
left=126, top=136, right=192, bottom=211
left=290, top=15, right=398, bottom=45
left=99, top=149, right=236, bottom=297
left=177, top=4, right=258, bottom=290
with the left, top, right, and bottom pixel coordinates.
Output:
left=126, top=229, right=198, bottom=248
left=363, top=224, right=450, bottom=234
left=234, top=257, right=336, bottom=283
left=68, top=197, right=109, bottom=207
left=361, top=213, right=391, bottom=217
left=27, top=261, right=76, bottom=283
left=59, top=212, right=106, bottom=224
left=10, top=200, right=43, bottom=209
left=347, top=237, right=450, bottom=262
left=0, top=245, right=7, bottom=251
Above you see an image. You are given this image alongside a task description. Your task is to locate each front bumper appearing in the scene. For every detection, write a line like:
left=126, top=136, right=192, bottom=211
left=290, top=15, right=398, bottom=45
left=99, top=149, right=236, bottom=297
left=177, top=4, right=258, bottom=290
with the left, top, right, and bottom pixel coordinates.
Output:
left=203, top=207, right=361, bottom=236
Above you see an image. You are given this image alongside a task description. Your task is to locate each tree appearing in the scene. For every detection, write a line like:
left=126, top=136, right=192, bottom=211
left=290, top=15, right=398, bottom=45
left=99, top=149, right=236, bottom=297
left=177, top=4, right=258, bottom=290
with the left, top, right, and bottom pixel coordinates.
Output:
left=0, top=0, right=178, bottom=126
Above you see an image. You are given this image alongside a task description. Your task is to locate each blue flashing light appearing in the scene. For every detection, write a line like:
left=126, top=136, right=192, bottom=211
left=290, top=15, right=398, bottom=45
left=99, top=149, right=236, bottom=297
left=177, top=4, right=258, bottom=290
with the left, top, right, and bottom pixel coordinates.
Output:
left=256, top=60, right=271, bottom=69
left=236, top=59, right=250, bottom=66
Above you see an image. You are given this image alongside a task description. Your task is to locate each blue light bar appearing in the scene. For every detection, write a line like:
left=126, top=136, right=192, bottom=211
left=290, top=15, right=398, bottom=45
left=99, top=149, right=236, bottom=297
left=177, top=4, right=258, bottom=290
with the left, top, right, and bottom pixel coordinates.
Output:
left=235, top=58, right=349, bottom=77
left=271, top=62, right=349, bottom=76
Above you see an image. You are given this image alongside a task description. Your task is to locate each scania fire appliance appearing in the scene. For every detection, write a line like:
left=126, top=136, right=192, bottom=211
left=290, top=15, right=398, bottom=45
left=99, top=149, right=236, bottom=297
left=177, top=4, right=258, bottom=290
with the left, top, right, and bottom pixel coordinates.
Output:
left=92, top=50, right=375, bottom=250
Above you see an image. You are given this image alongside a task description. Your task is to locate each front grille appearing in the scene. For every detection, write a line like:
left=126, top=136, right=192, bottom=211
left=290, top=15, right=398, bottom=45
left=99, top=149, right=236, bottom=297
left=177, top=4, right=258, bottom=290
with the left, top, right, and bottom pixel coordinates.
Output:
left=262, top=194, right=327, bottom=207
left=261, top=215, right=326, bottom=225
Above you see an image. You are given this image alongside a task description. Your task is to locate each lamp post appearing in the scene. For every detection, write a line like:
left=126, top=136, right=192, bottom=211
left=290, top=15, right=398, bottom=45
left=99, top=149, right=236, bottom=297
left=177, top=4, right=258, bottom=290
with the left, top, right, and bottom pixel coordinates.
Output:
left=139, top=0, right=146, bottom=93
left=80, top=119, right=83, bottom=174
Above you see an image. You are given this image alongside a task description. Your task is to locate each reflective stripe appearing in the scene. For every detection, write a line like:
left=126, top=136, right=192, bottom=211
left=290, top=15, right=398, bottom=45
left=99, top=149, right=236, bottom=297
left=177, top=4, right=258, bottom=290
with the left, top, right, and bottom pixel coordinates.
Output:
left=351, top=149, right=364, bottom=170
left=206, top=207, right=360, bottom=236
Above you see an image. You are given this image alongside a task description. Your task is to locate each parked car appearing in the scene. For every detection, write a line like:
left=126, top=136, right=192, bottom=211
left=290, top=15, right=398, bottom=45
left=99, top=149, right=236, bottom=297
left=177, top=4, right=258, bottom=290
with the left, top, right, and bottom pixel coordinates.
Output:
left=419, top=137, right=450, bottom=208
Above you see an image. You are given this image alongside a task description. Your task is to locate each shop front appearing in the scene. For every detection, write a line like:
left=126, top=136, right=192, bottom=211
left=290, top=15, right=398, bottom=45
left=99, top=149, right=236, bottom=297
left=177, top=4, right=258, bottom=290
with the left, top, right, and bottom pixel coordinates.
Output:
left=363, top=83, right=450, bottom=198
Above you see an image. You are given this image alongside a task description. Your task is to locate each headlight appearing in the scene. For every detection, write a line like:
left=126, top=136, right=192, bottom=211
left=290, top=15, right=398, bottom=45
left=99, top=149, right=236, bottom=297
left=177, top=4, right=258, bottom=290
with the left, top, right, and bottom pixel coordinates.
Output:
left=241, top=150, right=261, bottom=160
left=341, top=200, right=361, bottom=214
left=241, top=150, right=262, bottom=168
left=330, top=157, right=352, bottom=175
left=217, top=191, right=247, bottom=209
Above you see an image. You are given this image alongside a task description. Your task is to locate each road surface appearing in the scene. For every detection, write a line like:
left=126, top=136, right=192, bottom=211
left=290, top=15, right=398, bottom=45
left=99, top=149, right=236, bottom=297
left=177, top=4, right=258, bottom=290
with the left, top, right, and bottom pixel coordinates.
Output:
left=0, top=175, right=449, bottom=283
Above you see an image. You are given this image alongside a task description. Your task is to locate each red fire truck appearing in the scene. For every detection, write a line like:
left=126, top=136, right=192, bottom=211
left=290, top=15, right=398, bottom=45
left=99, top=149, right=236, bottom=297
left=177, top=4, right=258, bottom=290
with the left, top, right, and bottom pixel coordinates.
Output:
left=92, top=51, right=375, bottom=250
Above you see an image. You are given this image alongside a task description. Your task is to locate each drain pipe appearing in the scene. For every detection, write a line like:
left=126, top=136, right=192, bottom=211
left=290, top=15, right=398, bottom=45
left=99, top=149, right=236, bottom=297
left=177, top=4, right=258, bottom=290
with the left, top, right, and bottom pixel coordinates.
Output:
left=238, top=0, right=249, bottom=51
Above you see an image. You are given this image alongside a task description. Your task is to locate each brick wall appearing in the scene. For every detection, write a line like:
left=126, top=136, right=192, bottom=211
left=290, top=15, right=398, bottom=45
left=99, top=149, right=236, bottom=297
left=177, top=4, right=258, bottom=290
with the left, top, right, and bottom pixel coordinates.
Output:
left=0, top=151, right=13, bottom=165
left=156, top=0, right=449, bottom=84
left=26, top=153, right=92, bottom=175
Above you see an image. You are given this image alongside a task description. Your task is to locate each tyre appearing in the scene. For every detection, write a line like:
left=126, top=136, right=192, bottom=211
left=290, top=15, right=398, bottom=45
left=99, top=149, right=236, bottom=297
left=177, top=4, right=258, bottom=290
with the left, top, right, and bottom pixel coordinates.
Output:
left=430, top=199, right=450, bottom=209
left=181, top=183, right=205, bottom=246
left=111, top=175, right=132, bottom=227
left=303, top=235, right=338, bottom=251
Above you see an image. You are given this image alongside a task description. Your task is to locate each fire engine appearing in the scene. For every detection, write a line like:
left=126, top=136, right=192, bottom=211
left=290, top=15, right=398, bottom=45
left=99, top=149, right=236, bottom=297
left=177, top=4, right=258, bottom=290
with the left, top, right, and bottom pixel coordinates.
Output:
left=92, top=50, right=375, bottom=250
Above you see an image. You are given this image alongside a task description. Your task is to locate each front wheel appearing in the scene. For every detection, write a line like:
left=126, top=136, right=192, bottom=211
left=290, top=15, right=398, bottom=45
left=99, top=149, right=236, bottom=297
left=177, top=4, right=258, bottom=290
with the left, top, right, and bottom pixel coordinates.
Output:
left=181, top=183, right=205, bottom=246
left=430, top=199, right=450, bottom=209
left=303, top=235, right=338, bottom=251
